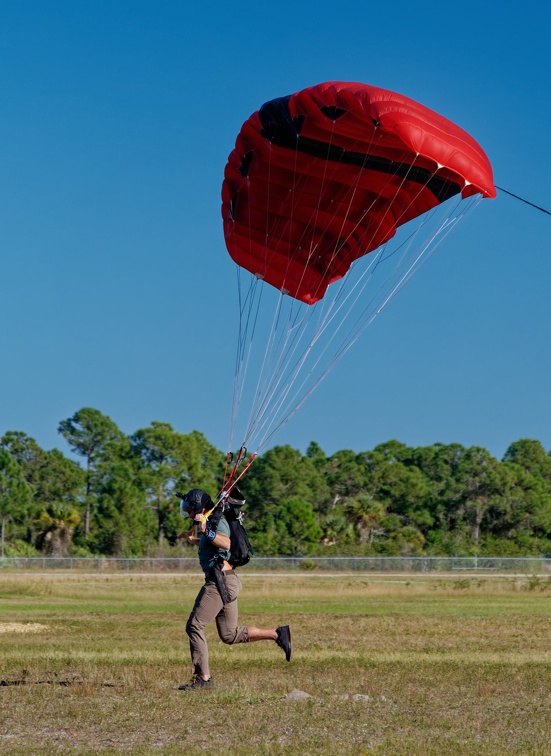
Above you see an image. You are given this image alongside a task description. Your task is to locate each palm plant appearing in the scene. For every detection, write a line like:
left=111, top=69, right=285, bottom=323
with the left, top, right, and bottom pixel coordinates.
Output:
left=35, top=504, right=81, bottom=556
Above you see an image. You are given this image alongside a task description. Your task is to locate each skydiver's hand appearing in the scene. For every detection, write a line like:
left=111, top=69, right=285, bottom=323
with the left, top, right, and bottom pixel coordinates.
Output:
left=197, top=518, right=207, bottom=534
left=177, top=531, right=200, bottom=545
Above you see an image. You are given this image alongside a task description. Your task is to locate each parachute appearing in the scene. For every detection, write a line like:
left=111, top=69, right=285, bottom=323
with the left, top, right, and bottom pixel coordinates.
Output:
left=223, top=82, right=495, bottom=305
left=220, top=81, right=495, bottom=486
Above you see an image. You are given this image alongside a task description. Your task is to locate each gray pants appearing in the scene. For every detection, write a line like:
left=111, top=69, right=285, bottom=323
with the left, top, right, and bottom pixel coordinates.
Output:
left=186, top=570, right=249, bottom=677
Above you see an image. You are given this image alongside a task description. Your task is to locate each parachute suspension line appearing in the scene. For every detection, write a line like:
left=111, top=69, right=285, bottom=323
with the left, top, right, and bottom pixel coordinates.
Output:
left=354, top=154, right=436, bottom=266
left=290, top=153, right=437, bottom=344
left=250, top=247, right=396, bottom=451
left=267, top=120, right=341, bottom=304
left=238, top=263, right=334, bottom=448
left=237, top=133, right=317, bottom=444
left=248, top=249, right=400, bottom=452
left=242, top=292, right=287, bottom=443
left=226, top=136, right=266, bottom=464
left=244, top=129, right=394, bottom=431
left=233, top=277, right=308, bottom=454
left=495, top=186, right=551, bottom=216
left=226, top=268, right=263, bottom=468
left=242, top=293, right=317, bottom=449
left=229, top=270, right=255, bottom=441
left=253, top=194, right=481, bottom=453
left=233, top=158, right=459, bottom=454
left=377, top=195, right=482, bottom=294
left=241, top=216, right=372, bottom=451
left=310, top=194, right=476, bottom=371
left=228, top=136, right=284, bottom=451
left=246, top=304, right=328, bottom=447
left=329, top=196, right=480, bottom=357
left=291, top=121, right=384, bottom=305
left=315, top=196, right=481, bottom=379
left=236, top=124, right=344, bottom=447
left=228, top=193, right=304, bottom=456
left=236, top=139, right=278, bottom=363
left=259, top=210, right=393, bottom=410
left=223, top=82, right=495, bottom=465
left=262, top=116, right=378, bottom=308
left=303, top=148, right=430, bottom=308
left=269, top=199, right=483, bottom=446
left=340, top=155, right=467, bottom=301
left=227, top=139, right=484, bottom=458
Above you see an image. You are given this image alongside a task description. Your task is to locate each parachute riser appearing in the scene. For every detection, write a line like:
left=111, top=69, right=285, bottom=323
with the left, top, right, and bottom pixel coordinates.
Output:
left=219, top=450, right=257, bottom=505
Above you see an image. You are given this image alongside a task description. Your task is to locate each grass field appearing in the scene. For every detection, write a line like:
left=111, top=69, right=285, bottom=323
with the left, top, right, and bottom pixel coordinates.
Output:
left=0, top=572, right=550, bottom=755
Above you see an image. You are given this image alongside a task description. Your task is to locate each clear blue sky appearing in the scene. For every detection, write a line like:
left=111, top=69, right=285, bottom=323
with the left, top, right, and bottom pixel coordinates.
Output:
left=1, top=1, right=550, bottom=462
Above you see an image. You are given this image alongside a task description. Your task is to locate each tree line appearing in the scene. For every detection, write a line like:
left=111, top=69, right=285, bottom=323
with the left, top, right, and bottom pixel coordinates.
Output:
left=1, top=407, right=550, bottom=558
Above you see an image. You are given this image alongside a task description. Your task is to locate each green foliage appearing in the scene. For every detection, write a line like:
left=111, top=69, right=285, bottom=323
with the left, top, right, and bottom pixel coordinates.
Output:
left=92, top=461, right=150, bottom=556
left=58, top=408, right=126, bottom=540
left=0, top=448, right=33, bottom=557
left=344, top=493, right=386, bottom=547
left=35, top=503, right=81, bottom=556
left=130, top=422, right=224, bottom=547
left=3, top=538, right=40, bottom=557
left=1, top=431, right=85, bottom=507
left=503, top=438, right=551, bottom=480
left=2, top=410, right=551, bottom=558
left=277, top=497, right=323, bottom=555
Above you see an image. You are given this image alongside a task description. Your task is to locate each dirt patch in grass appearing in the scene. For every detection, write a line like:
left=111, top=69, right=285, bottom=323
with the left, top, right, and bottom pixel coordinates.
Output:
left=0, top=623, right=49, bottom=634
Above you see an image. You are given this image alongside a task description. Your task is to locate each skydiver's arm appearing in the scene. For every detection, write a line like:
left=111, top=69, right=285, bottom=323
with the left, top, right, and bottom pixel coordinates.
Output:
left=197, top=518, right=230, bottom=550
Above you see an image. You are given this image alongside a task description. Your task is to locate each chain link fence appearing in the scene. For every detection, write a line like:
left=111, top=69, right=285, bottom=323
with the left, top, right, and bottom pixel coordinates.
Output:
left=0, top=556, right=549, bottom=573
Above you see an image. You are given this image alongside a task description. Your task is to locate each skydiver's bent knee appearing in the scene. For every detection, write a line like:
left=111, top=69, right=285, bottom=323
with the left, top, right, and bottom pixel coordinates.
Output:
left=218, top=625, right=249, bottom=645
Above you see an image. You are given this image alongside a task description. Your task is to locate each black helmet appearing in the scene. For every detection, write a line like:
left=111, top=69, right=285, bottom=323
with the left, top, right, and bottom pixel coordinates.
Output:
left=177, top=488, right=212, bottom=517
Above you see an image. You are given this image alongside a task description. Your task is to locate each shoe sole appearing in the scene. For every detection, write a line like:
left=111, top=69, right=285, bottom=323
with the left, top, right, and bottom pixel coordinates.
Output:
left=283, top=626, right=292, bottom=662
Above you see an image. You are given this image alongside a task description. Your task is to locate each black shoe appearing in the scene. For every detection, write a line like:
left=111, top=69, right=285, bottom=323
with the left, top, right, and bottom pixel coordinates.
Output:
left=178, top=675, right=213, bottom=690
left=276, top=625, right=292, bottom=662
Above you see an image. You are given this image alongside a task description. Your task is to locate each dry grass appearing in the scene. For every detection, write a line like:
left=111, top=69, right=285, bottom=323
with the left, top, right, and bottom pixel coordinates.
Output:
left=0, top=623, right=49, bottom=634
left=0, top=572, right=550, bottom=754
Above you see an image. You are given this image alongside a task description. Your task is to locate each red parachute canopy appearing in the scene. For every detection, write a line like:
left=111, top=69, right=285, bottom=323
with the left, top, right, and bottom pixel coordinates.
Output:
left=222, top=81, right=495, bottom=305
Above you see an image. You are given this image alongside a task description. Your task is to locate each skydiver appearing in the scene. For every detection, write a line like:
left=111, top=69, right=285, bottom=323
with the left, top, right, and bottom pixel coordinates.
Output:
left=176, top=488, right=292, bottom=689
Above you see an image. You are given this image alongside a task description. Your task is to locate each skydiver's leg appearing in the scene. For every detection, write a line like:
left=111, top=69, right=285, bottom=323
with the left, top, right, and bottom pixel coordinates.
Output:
left=215, top=572, right=249, bottom=644
left=186, top=578, right=223, bottom=680
left=246, top=626, right=278, bottom=641
left=214, top=573, right=276, bottom=642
